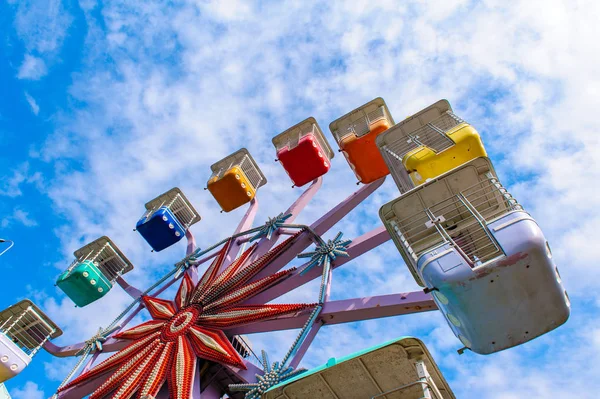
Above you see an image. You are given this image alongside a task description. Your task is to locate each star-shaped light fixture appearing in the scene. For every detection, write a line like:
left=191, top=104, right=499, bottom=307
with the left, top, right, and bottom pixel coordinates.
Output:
left=229, top=350, right=307, bottom=399
left=297, top=232, right=351, bottom=275
left=248, top=213, right=292, bottom=242
left=58, top=234, right=315, bottom=399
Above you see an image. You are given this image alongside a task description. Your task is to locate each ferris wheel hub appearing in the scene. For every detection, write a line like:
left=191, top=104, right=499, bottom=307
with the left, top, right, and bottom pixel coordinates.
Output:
left=161, top=305, right=201, bottom=341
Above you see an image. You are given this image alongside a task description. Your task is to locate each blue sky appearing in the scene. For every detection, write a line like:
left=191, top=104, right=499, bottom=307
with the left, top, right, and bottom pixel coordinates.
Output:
left=1, top=0, right=599, bottom=398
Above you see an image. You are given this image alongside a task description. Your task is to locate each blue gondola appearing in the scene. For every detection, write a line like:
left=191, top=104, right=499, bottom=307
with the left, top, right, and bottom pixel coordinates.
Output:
left=136, top=187, right=201, bottom=251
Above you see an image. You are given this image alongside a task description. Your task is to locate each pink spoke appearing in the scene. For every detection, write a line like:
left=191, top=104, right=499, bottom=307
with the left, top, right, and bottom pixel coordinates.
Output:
left=198, top=303, right=316, bottom=328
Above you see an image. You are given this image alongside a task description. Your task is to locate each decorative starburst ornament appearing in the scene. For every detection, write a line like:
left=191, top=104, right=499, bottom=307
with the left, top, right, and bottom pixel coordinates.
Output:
left=249, top=213, right=292, bottom=242
left=58, top=234, right=315, bottom=399
left=78, top=325, right=122, bottom=354
left=229, top=350, right=307, bottom=399
left=297, top=232, right=351, bottom=275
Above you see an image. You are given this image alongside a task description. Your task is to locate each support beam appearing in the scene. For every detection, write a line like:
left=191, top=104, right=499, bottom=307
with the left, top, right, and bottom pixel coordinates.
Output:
left=226, top=291, right=437, bottom=335
left=289, top=319, right=323, bottom=369
left=241, top=177, right=324, bottom=267
left=245, top=226, right=390, bottom=305
left=250, top=177, right=386, bottom=282
left=116, top=276, right=144, bottom=299
left=222, top=198, right=260, bottom=272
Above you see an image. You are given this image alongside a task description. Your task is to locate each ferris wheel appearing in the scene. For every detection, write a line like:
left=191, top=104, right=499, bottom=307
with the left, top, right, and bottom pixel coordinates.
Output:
left=0, top=98, right=569, bottom=399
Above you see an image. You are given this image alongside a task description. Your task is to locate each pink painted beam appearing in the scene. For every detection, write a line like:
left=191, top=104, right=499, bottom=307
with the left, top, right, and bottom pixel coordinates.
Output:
left=115, top=276, right=144, bottom=299
left=222, top=198, right=260, bottom=272
left=116, top=229, right=198, bottom=298
left=250, top=177, right=386, bottom=282
left=245, top=225, right=390, bottom=305
left=289, top=319, right=323, bottom=369
left=224, top=360, right=264, bottom=384
left=81, top=351, right=100, bottom=375
left=226, top=291, right=437, bottom=335
left=242, top=177, right=323, bottom=266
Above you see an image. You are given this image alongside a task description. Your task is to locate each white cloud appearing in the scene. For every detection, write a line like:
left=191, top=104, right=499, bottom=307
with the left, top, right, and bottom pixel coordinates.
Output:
left=0, top=163, right=44, bottom=198
left=10, top=381, right=45, bottom=399
left=8, top=0, right=73, bottom=80
left=14, top=0, right=600, bottom=397
left=1, top=209, right=38, bottom=228
left=17, top=55, right=47, bottom=80
left=10, top=0, right=72, bottom=54
left=24, top=92, right=40, bottom=115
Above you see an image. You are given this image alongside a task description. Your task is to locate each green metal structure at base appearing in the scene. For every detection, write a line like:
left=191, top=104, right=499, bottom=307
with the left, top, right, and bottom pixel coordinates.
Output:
left=264, top=337, right=455, bottom=399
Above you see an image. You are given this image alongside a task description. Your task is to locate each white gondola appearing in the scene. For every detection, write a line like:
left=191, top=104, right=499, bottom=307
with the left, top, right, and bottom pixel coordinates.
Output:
left=0, top=300, right=62, bottom=383
left=380, top=157, right=569, bottom=354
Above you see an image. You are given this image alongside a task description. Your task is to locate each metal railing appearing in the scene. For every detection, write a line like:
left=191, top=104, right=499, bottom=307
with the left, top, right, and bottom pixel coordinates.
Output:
left=381, top=111, right=465, bottom=193
left=230, top=335, right=262, bottom=368
left=167, top=193, right=197, bottom=229
left=2, top=307, right=55, bottom=357
left=274, top=123, right=331, bottom=159
left=390, top=175, right=522, bottom=266
left=333, top=105, right=391, bottom=143
left=90, top=242, right=130, bottom=282
left=239, top=155, right=264, bottom=190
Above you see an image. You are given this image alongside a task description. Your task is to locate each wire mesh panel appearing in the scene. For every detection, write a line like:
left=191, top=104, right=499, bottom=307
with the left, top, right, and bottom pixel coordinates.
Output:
left=0, top=300, right=61, bottom=357
left=272, top=117, right=334, bottom=160
left=74, top=237, right=134, bottom=281
left=144, top=187, right=201, bottom=229
left=239, top=155, right=265, bottom=190
left=378, top=100, right=467, bottom=193
left=329, top=97, right=395, bottom=145
left=209, top=148, right=267, bottom=191
left=380, top=158, right=522, bottom=283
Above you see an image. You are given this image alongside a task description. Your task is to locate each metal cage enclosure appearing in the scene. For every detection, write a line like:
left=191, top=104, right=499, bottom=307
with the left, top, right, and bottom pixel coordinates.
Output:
left=380, top=158, right=570, bottom=354
left=377, top=99, right=487, bottom=193
left=273, top=117, right=334, bottom=187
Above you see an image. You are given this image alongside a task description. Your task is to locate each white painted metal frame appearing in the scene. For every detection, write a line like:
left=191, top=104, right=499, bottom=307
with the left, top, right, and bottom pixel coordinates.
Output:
left=208, top=148, right=267, bottom=191
left=143, top=187, right=201, bottom=229
left=329, top=97, right=395, bottom=145
left=272, top=117, right=335, bottom=160
left=0, top=300, right=62, bottom=357
left=73, top=237, right=134, bottom=282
